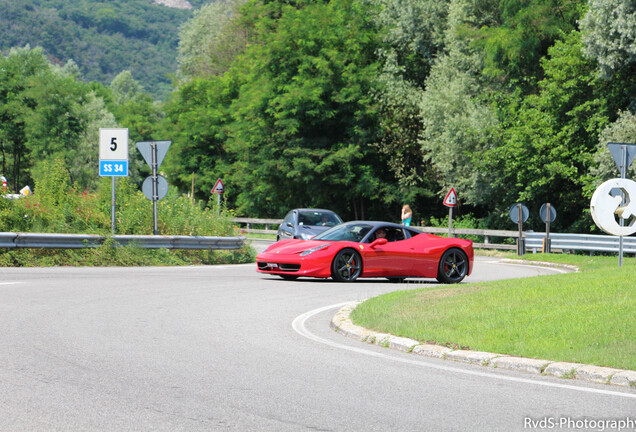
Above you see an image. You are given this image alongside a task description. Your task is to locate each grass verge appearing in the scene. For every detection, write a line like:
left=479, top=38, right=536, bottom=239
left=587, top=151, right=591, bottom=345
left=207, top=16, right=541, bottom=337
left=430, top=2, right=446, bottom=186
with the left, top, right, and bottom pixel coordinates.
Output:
left=350, top=253, right=636, bottom=371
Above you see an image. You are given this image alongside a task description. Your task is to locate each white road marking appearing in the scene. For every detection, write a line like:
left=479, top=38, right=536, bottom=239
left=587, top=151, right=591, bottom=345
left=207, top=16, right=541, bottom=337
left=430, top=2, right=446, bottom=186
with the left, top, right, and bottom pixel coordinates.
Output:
left=292, top=303, right=636, bottom=400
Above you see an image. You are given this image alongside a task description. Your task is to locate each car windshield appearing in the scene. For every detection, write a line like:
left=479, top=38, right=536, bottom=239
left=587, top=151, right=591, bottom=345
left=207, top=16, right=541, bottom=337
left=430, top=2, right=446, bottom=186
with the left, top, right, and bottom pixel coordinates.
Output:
left=298, top=211, right=343, bottom=227
left=313, top=223, right=373, bottom=242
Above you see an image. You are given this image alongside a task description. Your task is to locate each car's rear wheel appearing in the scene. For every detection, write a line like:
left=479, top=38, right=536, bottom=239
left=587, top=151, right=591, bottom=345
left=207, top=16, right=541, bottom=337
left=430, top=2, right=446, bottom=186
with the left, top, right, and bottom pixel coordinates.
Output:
left=331, top=249, right=362, bottom=282
left=436, top=248, right=468, bottom=283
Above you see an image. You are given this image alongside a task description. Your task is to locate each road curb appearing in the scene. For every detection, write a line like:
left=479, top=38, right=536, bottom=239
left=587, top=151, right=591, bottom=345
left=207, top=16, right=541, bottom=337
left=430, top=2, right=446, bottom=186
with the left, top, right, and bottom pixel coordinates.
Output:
left=499, top=259, right=580, bottom=272
left=330, top=301, right=636, bottom=389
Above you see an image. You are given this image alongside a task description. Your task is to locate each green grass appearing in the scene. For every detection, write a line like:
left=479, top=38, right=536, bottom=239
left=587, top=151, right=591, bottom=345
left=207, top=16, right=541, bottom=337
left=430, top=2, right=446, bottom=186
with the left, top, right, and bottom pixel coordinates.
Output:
left=242, top=232, right=278, bottom=240
left=351, top=254, right=636, bottom=371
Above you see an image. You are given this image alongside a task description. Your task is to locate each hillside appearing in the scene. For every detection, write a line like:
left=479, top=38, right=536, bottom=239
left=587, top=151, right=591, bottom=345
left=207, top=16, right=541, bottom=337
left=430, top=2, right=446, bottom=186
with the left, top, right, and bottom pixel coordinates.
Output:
left=0, top=0, right=209, bottom=99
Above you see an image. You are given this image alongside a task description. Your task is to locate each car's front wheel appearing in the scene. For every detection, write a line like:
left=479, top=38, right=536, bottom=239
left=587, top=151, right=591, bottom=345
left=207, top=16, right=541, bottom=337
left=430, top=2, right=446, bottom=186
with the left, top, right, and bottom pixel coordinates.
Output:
left=436, top=248, right=468, bottom=283
left=331, top=249, right=362, bottom=282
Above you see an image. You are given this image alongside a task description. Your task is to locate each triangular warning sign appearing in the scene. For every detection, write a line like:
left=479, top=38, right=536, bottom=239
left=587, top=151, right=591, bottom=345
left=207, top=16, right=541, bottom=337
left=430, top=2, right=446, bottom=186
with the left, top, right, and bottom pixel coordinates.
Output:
left=211, top=178, right=225, bottom=194
left=443, top=187, right=457, bottom=207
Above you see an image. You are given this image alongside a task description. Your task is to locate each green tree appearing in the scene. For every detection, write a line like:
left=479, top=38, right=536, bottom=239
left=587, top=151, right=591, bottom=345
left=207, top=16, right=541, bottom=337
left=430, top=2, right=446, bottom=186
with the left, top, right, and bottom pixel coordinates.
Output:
left=166, top=0, right=396, bottom=220
left=369, top=0, right=450, bottom=214
left=483, top=32, right=612, bottom=231
left=470, top=0, right=583, bottom=86
left=580, top=0, right=636, bottom=78
left=176, top=0, right=248, bottom=81
left=418, top=0, right=502, bottom=210
left=0, top=46, right=123, bottom=192
left=0, top=46, right=51, bottom=191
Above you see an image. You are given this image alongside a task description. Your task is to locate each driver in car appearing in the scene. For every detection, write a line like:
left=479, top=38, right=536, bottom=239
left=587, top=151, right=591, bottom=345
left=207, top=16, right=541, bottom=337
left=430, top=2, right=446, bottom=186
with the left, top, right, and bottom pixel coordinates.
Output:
left=373, top=228, right=387, bottom=241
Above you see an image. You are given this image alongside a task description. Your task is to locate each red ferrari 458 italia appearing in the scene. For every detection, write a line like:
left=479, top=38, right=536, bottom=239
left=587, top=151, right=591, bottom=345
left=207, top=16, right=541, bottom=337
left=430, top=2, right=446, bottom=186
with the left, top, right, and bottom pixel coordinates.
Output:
left=256, top=221, right=473, bottom=283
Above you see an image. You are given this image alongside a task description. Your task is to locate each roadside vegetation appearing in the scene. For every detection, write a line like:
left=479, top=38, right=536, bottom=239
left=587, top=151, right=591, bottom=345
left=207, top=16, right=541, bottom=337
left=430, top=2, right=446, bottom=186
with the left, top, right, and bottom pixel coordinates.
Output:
left=351, top=254, right=636, bottom=371
left=2, top=0, right=636, bottom=232
left=0, top=159, right=254, bottom=267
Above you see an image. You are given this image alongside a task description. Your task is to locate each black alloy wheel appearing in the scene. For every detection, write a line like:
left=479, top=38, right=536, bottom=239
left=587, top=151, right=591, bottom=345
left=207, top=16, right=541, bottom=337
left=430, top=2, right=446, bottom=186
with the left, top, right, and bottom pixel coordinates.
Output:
left=436, top=248, right=468, bottom=283
left=331, top=249, right=362, bottom=282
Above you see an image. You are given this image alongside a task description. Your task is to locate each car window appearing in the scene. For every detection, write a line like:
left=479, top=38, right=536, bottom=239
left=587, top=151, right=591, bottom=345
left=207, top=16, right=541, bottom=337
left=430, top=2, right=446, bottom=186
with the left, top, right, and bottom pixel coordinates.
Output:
left=314, top=224, right=372, bottom=241
left=367, top=227, right=406, bottom=243
left=299, top=211, right=342, bottom=227
left=283, top=212, right=294, bottom=226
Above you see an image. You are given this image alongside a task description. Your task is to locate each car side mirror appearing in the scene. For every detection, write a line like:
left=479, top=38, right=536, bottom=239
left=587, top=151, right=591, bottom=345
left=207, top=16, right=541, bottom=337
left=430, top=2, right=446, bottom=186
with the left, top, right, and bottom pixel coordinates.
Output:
left=370, top=238, right=388, bottom=248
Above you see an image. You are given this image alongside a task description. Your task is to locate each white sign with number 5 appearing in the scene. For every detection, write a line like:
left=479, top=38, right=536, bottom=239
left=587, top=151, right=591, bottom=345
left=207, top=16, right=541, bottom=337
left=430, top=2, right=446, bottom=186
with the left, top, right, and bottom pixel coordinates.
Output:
left=99, top=128, right=128, bottom=161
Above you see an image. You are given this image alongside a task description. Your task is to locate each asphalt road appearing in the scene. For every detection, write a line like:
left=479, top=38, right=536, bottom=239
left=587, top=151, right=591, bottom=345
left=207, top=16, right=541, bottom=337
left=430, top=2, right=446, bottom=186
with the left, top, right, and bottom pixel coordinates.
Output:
left=1, top=257, right=634, bottom=432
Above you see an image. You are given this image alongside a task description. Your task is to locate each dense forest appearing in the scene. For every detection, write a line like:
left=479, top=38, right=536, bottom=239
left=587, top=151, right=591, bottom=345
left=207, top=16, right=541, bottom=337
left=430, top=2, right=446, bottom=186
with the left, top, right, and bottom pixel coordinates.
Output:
left=0, top=0, right=208, bottom=99
left=1, top=0, right=635, bottom=233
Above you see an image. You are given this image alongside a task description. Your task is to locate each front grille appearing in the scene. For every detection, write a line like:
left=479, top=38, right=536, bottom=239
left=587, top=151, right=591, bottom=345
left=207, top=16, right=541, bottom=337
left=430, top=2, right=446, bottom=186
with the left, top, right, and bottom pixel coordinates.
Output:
left=257, top=262, right=300, bottom=272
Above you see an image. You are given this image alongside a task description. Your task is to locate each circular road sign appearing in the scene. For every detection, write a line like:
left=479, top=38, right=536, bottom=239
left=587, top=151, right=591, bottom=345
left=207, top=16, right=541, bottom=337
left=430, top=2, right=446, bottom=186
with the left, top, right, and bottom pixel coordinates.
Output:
left=142, top=175, right=169, bottom=201
left=539, top=203, right=557, bottom=223
left=509, top=203, right=529, bottom=224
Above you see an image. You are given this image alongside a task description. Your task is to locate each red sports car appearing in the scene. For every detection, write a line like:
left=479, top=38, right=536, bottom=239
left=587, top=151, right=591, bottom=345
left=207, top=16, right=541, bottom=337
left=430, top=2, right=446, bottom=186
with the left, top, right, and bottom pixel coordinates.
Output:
left=256, top=221, right=473, bottom=283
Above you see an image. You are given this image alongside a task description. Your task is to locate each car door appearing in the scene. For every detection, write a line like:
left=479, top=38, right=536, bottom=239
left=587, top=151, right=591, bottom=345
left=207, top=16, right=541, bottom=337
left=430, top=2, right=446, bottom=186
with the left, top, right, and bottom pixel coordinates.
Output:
left=361, top=227, right=414, bottom=276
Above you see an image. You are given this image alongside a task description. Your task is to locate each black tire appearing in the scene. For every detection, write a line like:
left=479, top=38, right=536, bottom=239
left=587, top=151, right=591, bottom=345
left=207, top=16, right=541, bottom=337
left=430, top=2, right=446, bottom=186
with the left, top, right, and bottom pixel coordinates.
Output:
left=331, top=249, right=362, bottom=282
left=436, top=248, right=468, bottom=284
left=279, top=274, right=298, bottom=281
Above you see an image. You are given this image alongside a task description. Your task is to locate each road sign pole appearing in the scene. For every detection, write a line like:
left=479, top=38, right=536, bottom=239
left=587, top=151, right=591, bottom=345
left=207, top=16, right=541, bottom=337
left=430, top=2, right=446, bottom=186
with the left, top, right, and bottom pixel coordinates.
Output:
left=151, top=141, right=158, bottom=235
left=545, top=203, right=551, bottom=253
left=111, top=177, right=116, bottom=234
left=517, top=204, right=524, bottom=256
left=619, top=145, right=627, bottom=266
left=448, top=207, right=453, bottom=238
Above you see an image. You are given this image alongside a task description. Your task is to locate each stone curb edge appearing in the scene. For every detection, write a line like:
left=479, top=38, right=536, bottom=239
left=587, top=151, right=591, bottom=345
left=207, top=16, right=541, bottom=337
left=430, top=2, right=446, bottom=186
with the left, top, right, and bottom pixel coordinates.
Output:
left=330, top=301, right=636, bottom=389
left=499, top=259, right=580, bottom=272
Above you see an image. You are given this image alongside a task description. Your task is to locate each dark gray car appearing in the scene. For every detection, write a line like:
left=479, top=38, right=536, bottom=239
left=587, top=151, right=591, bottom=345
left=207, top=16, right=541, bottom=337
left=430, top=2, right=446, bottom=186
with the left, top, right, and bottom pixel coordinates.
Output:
left=277, top=209, right=343, bottom=241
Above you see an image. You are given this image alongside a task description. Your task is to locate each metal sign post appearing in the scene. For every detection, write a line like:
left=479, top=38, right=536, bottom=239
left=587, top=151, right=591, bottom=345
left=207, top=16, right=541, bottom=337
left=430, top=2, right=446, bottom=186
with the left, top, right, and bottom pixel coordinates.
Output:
left=518, top=205, right=523, bottom=255
left=545, top=203, right=551, bottom=253
left=607, top=142, right=636, bottom=266
left=99, top=128, right=129, bottom=234
left=211, top=178, right=225, bottom=212
left=509, top=203, right=529, bottom=256
left=443, top=187, right=457, bottom=237
left=539, top=203, right=557, bottom=253
left=151, top=142, right=158, bottom=235
left=136, top=140, right=172, bottom=235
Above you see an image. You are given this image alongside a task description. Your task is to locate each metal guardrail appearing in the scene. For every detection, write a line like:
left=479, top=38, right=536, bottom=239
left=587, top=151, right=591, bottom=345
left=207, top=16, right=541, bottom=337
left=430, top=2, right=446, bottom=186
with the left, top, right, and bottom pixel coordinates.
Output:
left=0, top=232, right=245, bottom=250
left=232, top=217, right=636, bottom=254
left=231, top=218, right=518, bottom=250
left=525, top=232, right=636, bottom=254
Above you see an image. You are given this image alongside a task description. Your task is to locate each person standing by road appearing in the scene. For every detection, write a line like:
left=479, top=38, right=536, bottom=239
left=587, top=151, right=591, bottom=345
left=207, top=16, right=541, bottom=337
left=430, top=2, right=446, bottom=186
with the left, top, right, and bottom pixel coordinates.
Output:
left=401, top=205, right=412, bottom=226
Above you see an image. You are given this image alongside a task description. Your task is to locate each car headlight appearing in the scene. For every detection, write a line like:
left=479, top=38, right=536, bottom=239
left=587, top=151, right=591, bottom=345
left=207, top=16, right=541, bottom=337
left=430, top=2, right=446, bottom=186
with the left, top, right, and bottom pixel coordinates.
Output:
left=299, top=232, right=315, bottom=240
left=300, top=243, right=330, bottom=256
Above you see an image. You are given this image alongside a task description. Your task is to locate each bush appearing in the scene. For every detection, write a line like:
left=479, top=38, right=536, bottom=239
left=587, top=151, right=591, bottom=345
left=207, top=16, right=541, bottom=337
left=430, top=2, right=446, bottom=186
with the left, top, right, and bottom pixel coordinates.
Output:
left=0, top=164, right=252, bottom=266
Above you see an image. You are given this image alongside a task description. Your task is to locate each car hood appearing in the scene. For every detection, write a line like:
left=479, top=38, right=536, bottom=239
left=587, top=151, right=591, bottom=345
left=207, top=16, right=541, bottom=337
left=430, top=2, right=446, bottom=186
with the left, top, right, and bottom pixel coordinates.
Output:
left=261, top=239, right=329, bottom=255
